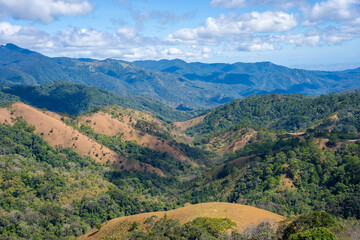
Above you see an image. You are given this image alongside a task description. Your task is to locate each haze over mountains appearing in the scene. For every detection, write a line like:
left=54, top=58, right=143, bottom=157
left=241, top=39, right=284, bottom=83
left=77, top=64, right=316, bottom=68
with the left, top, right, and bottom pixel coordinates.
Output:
left=1, top=43, right=360, bottom=110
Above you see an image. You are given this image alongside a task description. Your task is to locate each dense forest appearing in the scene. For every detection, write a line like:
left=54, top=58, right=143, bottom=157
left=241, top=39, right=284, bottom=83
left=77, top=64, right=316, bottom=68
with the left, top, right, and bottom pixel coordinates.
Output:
left=187, top=92, right=360, bottom=135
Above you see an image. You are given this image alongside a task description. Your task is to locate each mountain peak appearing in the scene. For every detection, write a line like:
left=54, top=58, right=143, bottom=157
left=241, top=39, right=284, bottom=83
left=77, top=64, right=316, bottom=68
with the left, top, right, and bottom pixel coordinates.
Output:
left=3, top=43, right=35, bottom=55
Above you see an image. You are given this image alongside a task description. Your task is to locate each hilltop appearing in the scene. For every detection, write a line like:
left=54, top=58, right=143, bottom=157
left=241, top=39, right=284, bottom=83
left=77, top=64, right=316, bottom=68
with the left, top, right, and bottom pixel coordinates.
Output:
left=79, top=202, right=284, bottom=240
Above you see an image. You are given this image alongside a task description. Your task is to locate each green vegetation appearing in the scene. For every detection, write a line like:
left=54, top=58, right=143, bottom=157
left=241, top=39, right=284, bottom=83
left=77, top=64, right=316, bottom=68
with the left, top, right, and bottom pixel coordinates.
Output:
left=0, top=120, right=178, bottom=239
left=110, top=212, right=354, bottom=239
left=184, top=135, right=360, bottom=219
left=188, top=92, right=360, bottom=135
left=0, top=86, right=19, bottom=105
left=126, top=216, right=236, bottom=240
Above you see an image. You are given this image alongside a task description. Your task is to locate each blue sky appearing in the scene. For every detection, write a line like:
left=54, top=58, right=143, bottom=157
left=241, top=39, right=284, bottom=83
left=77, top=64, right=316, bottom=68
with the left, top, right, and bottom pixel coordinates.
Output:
left=0, top=0, right=359, bottom=69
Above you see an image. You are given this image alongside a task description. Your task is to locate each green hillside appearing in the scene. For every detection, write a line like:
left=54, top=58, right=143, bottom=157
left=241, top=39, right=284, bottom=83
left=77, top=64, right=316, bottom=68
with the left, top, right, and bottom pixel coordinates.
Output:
left=187, top=92, right=360, bottom=136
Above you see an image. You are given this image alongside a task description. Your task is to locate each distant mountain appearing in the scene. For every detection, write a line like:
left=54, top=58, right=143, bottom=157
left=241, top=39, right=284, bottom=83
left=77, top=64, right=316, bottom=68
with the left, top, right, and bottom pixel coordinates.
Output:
left=133, top=59, right=360, bottom=96
left=2, top=43, right=360, bottom=109
left=0, top=44, right=241, bottom=108
left=0, top=81, right=202, bottom=122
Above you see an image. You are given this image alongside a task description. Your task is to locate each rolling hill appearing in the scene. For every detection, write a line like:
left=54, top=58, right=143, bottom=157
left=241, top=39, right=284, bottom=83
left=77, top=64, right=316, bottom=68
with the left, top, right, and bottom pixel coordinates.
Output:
left=183, top=92, right=360, bottom=136
left=79, top=202, right=284, bottom=240
left=0, top=102, right=166, bottom=176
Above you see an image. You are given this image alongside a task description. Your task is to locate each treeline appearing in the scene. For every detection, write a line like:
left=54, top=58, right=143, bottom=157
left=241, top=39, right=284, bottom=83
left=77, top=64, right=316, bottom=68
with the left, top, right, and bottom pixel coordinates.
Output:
left=123, top=211, right=352, bottom=239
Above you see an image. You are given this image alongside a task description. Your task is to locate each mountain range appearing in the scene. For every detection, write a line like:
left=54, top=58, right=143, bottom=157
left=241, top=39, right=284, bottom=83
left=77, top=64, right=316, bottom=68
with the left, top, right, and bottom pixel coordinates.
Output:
left=1, top=43, right=360, bottom=109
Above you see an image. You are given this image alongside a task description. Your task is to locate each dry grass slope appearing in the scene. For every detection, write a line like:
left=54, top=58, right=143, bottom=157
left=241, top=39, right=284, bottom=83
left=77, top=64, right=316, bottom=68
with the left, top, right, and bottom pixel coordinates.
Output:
left=78, top=111, right=191, bottom=163
left=173, top=114, right=206, bottom=131
left=0, top=102, right=165, bottom=177
left=79, top=202, right=283, bottom=240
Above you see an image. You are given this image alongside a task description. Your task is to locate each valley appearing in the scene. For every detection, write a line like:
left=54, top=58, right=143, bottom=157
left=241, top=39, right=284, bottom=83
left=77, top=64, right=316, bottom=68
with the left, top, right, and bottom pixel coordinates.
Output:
left=0, top=44, right=360, bottom=239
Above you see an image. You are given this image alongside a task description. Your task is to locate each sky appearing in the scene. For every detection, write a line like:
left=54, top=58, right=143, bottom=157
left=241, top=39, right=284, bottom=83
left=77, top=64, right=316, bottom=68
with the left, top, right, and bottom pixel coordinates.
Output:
left=0, top=0, right=359, bottom=69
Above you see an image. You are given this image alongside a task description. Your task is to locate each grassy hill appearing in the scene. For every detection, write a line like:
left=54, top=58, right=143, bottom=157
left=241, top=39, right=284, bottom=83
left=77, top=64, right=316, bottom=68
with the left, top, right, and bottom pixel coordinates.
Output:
left=0, top=102, right=166, bottom=176
left=172, top=91, right=360, bottom=220
left=79, top=202, right=284, bottom=240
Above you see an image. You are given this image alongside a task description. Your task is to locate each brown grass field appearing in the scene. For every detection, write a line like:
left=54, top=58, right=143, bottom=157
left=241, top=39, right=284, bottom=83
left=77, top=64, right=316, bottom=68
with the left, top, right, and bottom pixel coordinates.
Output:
left=78, top=202, right=283, bottom=240
left=78, top=111, right=191, bottom=163
left=173, top=114, right=206, bottom=131
left=0, top=102, right=165, bottom=176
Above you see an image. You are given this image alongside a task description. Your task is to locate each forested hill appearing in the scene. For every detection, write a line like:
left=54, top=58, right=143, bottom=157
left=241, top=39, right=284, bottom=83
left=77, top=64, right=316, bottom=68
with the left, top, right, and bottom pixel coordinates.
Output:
left=0, top=81, right=202, bottom=122
left=186, top=92, right=360, bottom=136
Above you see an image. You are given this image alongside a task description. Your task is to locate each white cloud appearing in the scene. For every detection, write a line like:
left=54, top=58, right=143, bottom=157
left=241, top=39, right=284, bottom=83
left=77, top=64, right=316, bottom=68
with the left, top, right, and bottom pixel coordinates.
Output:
left=238, top=42, right=275, bottom=51
left=0, top=22, right=52, bottom=48
left=270, top=33, right=321, bottom=47
left=320, top=25, right=360, bottom=44
left=226, top=36, right=275, bottom=51
left=0, top=21, right=21, bottom=35
left=305, top=0, right=360, bottom=25
left=0, top=21, right=213, bottom=61
left=116, top=27, right=139, bottom=40
left=58, top=28, right=113, bottom=48
left=166, top=11, right=297, bottom=44
left=0, top=0, right=94, bottom=23
left=210, top=0, right=246, bottom=9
